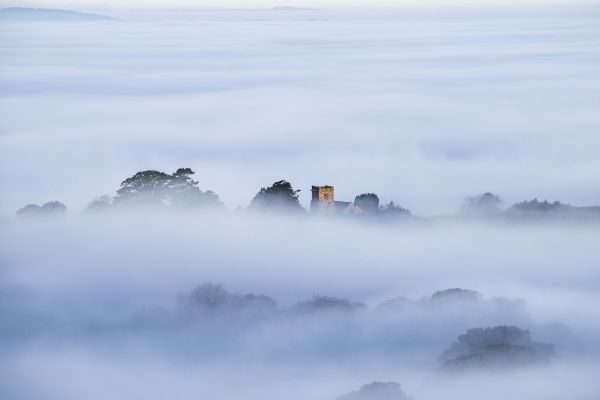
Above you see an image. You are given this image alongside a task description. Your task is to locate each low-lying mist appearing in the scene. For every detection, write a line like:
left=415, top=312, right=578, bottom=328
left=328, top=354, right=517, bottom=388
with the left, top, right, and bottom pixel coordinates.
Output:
left=1, top=5, right=600, bottom=399
left=1, top=213, right=599, bottom=399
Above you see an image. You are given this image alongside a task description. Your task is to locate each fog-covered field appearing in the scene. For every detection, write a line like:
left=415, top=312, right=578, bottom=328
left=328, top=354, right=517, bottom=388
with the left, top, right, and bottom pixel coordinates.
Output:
left=1, top=6, right=600, bottom=400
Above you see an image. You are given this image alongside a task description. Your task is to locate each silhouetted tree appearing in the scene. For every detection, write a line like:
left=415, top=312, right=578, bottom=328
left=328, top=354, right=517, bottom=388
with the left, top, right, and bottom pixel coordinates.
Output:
left=114, top=168, right=222, bottom=209
left=249, top=180, right=304, bottom=213
left=354, top=193, right=379, bottom=215
left=116, top=170, right=172, bottom=200
left=439, top=325, right=555, bottom=371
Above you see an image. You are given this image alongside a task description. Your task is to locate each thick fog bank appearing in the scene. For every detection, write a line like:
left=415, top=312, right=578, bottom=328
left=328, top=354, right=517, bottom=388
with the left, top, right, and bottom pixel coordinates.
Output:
left=1, top=8, right=599, bottom=216
left=1, top=215, right=599, bottom=399
left=1, top=6, right=600, bottom=399
left=2, top=214, right=599, bottom=304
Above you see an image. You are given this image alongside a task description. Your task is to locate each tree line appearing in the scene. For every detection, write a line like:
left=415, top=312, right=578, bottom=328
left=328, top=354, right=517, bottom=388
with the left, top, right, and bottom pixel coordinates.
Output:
left=15, top=167, right=600, bottom=220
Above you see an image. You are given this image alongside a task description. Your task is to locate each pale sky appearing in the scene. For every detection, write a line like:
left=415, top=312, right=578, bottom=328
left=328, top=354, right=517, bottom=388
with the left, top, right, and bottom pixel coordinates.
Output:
left=2, top=0, right=590, bottom=10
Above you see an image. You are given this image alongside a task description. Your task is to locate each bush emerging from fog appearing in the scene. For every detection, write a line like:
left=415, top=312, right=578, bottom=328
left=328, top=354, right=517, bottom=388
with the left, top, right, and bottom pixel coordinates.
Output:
left=16, top=200, right=66, bottom=218
left=338, top=381, right=411, bottom=400
left=439, top=325, right=555, bottom=372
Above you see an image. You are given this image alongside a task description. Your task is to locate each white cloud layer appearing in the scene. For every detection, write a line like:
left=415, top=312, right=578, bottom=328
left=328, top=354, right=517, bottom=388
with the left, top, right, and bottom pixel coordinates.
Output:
left=3, top=1, right=596, bottom=10
left=1, top=7, right=599, bottom=216
left=1, top=214, right=600, bottom=399
left=1, top=8, right=600, bottom=400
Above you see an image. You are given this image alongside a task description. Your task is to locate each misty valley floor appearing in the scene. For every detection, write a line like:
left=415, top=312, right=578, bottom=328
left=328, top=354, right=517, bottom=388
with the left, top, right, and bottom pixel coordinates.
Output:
left=1, top=5, right=600, bottom=400
left=1, top=214, right=600, bottom=399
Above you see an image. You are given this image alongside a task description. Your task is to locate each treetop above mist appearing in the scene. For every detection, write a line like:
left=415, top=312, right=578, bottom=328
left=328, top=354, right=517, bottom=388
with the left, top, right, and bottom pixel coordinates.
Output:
left=14, top=167, right=600, bottom=223
left=249, top=180, right=304, bottom=213
left=16, top=201, right=66, bottom=218
left=439, top=325, right=555, bottom=372
left=103, top=167, right=222, bottom=210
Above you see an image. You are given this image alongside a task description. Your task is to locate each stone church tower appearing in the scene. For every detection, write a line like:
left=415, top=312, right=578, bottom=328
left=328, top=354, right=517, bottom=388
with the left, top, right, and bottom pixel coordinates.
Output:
left=311, top=185, right=334, bottom=212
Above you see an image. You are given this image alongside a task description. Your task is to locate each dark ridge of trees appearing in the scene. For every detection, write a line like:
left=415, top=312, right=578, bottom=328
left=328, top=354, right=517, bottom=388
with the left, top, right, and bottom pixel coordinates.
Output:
left=463, top=192, right=502, bottom=215
left=337, top=381, right=411, bottom=400
left=439, top=325, right=555, bottom=372
left=249, top=180, right=304, bottom=213
left=16, top=201, right=66, bottom=218
left=354, top=193, right=380, bottom=215
left=293, top=295, right=365, bottom=313
left=507, top=199, right=569, bottom=215
left=430, top=288, right=482, bottom=303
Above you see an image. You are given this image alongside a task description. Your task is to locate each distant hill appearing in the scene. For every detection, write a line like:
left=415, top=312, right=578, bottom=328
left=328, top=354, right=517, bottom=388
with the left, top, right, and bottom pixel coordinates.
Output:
left=0, top=7, right=115, bottom=21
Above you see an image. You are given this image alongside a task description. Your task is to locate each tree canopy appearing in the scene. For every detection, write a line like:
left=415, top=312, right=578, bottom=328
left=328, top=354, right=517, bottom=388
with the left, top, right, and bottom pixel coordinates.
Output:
left=16, top=201, right=66, bottom=218
left=354, top=193, right=380, bottom=215
left=439, top=325, right=555, bottom=371
left=508, top=199, right=568, bottom=214
left=114, top=168, right=222, bottom=209
left=379, top=201, right=411, bottom=218
left=249, top=180, right=304, bottom=213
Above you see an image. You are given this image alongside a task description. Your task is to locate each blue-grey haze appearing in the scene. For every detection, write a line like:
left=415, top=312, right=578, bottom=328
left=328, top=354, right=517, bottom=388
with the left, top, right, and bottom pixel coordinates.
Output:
left=1, top=7, right=599, bottom=216
left=1, top=6, right=600, bottom=400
